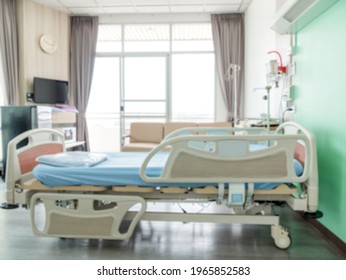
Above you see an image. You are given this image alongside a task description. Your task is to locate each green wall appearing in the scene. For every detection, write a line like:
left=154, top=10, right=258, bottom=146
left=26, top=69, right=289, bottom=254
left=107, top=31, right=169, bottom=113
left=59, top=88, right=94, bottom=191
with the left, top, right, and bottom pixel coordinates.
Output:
left=294, top=0, right=346, bottom=242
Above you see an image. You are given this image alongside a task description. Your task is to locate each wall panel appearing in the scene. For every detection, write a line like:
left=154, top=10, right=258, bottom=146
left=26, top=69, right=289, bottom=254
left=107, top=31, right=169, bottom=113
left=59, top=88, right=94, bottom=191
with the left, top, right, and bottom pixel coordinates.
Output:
left=294, top=0, right=346, bottom=242
left=17, top=0, right=70, bottom=105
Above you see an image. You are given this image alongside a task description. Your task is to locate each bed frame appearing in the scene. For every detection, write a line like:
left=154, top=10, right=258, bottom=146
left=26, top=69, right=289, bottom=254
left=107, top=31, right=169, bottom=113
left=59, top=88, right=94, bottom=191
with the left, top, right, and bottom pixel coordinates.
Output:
left=2, top=122, right=320, bottom=249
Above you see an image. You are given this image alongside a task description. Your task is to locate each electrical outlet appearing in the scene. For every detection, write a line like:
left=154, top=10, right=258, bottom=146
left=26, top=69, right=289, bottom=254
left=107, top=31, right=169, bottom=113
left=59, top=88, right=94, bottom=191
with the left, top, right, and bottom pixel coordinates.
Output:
left=283, top=88, right=290, bottom=97
left=290, top=62, right=296, bottom=76
left=283, top=86, right=295, bottom=100
left=286, top=46, right=296, bottom=56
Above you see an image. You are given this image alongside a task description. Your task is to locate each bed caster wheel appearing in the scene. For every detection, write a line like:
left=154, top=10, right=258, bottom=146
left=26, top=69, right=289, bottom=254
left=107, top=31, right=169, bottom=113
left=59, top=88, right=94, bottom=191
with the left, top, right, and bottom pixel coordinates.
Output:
left=273, top=201, right=285, bottom=208
left=274, top=234, right=291, bottom=249
left=271, top=225, right=291, bottom=249
left=304, top=210, right=323, bottom=219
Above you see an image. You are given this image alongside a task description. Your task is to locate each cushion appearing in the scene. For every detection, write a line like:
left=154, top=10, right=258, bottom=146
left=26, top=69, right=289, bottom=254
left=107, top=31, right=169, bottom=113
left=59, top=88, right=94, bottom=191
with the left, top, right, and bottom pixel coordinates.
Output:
left=164, top=122, right=197, bottom=137
left=130, top=122, right=164, bottom=144
left=197, top=122, right=232, bottom=128
left=197, top=122, right=232, bottom=135
left=121, top=142, right=159, bottom=152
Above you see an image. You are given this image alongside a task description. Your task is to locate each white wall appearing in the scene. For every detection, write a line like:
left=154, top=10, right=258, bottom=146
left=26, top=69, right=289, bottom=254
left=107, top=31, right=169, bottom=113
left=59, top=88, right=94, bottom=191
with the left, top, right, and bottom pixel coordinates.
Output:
left=243, top=0, right=287, bottom=120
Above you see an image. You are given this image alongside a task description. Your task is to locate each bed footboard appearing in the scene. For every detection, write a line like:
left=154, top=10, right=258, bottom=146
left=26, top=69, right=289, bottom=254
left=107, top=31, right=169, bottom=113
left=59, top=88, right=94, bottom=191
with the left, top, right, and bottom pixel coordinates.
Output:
left=30, top=193, right=146, bottom=240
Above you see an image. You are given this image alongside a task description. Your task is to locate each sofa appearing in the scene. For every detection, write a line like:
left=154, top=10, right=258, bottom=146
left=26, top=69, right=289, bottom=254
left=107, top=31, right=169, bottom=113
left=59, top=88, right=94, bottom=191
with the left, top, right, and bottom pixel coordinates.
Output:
left=121, top=121, right=232, bottom=152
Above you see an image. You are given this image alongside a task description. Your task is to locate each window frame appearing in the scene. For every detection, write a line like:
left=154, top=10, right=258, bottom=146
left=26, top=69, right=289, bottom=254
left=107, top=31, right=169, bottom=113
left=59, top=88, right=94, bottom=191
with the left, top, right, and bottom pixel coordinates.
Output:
left=87, top=22, right=216, bottom=151
left=94, top=22, right=216, bottom=122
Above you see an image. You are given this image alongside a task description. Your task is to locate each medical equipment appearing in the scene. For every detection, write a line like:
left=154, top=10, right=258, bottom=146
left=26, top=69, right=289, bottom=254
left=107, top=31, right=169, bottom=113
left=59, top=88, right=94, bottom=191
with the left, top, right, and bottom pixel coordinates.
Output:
left=267, top=50, right=287, bottom=87
left=3, top=123, right=320, bottom=249
left=252, top=86, right=275, bottom=133
left=249, top=51, right=288, bottom=131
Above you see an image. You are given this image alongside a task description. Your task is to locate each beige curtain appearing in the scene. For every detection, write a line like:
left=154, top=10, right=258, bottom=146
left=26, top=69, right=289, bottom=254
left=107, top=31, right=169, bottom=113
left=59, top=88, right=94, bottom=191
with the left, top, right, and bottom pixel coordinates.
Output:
left=211, top=13, right=244, bottom=123
left=70, top=16, right=99, bottom=151
left=0, top=0, right=19, bottom=105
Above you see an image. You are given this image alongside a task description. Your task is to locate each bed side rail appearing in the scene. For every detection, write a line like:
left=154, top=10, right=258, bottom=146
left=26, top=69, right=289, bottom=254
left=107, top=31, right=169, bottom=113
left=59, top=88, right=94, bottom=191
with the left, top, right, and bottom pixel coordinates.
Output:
left=140, top=122, right=318, bottom=212
left=5, top=128, right=65, bottom=205
left=141, top=132, right=312, bottom=184
left=30, top=193, right=146, bottom=240
left=141, top=135, right=311, bottom=183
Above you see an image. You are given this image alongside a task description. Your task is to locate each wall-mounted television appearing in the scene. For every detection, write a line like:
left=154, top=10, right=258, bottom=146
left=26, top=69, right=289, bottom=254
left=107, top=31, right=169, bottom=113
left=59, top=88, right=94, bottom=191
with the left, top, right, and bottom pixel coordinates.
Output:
left=33, top=77, right=69, bottom=104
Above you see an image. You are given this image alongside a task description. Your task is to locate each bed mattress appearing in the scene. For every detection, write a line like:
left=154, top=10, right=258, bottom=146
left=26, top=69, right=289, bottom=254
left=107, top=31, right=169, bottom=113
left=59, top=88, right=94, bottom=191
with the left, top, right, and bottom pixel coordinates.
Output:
left=33, top=152, right=166, bottom=187
left=32, top=151, right=303, bottom=189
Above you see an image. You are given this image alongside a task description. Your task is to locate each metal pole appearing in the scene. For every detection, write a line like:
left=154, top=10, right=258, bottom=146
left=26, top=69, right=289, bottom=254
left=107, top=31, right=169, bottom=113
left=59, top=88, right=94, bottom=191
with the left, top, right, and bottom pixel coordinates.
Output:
left=224, top=64, right=241, bottom=123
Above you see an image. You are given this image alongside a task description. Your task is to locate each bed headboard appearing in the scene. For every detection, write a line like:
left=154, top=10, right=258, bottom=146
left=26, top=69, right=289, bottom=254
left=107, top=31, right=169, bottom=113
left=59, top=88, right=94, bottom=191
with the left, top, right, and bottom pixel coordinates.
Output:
left=18, top=143, right=63, bottom=174
left=5, top=128, right=65, bottom=204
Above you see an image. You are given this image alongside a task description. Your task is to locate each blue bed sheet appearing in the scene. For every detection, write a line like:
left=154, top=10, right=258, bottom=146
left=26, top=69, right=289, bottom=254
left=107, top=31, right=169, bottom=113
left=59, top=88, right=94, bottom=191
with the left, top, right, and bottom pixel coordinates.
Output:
left=33, top=152, right=167, bottom=187
left=32, top=151, right=303, bottom=189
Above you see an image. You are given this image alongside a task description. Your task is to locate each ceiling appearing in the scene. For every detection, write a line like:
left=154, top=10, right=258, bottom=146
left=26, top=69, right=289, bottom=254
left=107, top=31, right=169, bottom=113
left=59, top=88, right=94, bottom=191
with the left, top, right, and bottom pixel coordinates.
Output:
left=32, top=0, right=253, bottom=15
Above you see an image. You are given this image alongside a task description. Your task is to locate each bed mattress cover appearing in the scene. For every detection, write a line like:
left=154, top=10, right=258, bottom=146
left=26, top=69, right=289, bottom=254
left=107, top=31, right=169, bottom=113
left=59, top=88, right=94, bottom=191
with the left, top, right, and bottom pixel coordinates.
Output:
left=32, top=151, right=303, bottom=189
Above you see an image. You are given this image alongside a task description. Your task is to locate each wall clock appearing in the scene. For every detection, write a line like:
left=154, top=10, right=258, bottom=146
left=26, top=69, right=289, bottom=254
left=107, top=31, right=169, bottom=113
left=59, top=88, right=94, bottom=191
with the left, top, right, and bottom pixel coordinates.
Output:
left=40, top=34, right=57, bottom=54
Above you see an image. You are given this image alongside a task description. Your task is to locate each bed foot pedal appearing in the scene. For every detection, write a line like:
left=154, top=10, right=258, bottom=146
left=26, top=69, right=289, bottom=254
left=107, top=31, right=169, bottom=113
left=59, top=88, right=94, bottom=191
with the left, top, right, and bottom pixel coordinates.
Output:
left=303, top=210, right=323, bottom=219
left=0, top=202, right=19, bottom=209
left=30, top=193, right=146, bottom=240
left=271, top=225, right=291, bottom=249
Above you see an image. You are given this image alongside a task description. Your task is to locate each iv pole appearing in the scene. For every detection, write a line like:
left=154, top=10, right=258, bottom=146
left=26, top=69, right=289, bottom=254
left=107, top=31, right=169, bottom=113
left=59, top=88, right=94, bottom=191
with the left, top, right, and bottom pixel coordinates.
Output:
left=224, top=64, right=241, bottom=124
left=253, top=86, right=272, bottom=133
left=264, top=85, right=272, bottom=133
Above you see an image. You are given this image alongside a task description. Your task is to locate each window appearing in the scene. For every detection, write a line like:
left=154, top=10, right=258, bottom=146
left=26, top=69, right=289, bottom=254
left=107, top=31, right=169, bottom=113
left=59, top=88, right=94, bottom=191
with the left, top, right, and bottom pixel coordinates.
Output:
left=87, top=57, right=120, bottom=152
left=124, top=56, right=166, bottom=101
left=88, top=57, right=119, bottom=114
left=88, top=22, right=215, bottom=152
left=96, top=25, right=122, bottom=52
left=124, top=24, right=169, bottom=52
left=172, top=23, right=213, bottom=51
left=123, top=56, right=167, bottom=118
left=171, top=53, right=215, bottom=122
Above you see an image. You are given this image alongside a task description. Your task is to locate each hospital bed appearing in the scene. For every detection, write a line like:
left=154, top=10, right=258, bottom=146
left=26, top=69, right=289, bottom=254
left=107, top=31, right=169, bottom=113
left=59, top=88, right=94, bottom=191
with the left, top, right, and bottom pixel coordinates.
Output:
left=3, top=122, right=319, bottom=249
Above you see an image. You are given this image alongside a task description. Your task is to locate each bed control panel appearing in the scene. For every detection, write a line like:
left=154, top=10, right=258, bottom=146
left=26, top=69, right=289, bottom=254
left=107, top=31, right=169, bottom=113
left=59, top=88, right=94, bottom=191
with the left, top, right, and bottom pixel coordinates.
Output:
left=217, top=183, right=246, bottom=207
left=187, top=140, right=252, bottom=156
left=228, top=183, right=246, bottom=206
left=219, top=140, right=248, bottom=157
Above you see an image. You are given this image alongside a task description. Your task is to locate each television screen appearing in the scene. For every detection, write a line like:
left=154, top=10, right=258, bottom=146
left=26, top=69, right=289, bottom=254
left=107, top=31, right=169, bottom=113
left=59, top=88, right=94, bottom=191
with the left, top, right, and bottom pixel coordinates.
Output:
left=33, top=77, right=69, bottom=104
